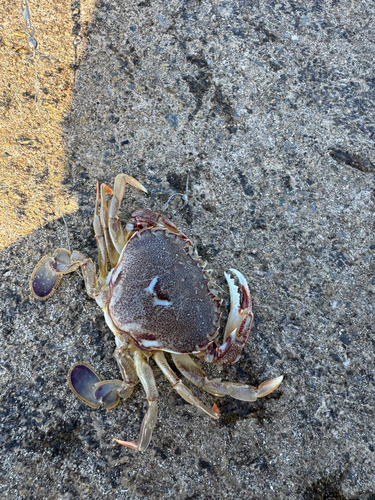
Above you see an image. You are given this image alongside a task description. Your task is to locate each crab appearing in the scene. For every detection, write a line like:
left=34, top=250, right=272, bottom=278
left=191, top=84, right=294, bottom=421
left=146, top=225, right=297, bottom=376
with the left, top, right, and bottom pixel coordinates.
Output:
left=30, top=173, right=283, bottom=451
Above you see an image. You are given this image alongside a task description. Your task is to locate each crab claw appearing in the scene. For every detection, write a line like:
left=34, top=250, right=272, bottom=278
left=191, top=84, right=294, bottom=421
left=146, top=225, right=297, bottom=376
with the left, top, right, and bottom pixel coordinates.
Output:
left=68, top=363, right=120, bottom=410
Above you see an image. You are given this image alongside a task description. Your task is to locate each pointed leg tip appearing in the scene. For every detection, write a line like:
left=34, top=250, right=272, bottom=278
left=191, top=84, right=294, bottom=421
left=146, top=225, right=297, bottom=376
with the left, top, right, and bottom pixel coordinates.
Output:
left=269, top=375, right=284, bottom=390
left=258, top=375, right=284, bottom=398
left=137, top=183, right=148, bottom=194
left=212, top=403, right=220, bottom=418
left=126, top=175, right=148, bottom=193
left=113, top=437, right=139, bottom=450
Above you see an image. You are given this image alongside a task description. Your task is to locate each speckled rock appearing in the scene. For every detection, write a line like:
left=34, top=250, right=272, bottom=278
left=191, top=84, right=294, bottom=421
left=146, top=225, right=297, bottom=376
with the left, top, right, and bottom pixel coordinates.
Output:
left=1, top=1, right=374, bottom=499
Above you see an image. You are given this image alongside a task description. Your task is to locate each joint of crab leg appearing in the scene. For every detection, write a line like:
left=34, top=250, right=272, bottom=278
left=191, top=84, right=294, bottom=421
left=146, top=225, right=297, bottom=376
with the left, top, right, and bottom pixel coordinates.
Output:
left=50, top=249, right=77, bottom=273
left=171, top=353, right=283, bottom=402
left=99, top=183, right=119, bottom=267
left=223, top=375, right=284, bottom=401
left=94, top=380, right=135, bottom=403
left=113, top=350, right=159, bottom=452
left=154, top=352, right=219, bottom=419
left=223, top=382, right=258, bottom=401
left=201, top=380, right=230, bottom=397
left=137, top=399, right=158, bottom=451
left=108, top=196, right=126, bottom=254
left=114, top=398, right=158, bottom=453
left=204, top=322, right=253, bottom=365
left=114, top=174, right=148, bottom=201
left=114, top=347, right=138, bottom=391
left=69, top=252, right=99, bottom=297
left=173, top=381, right=220, bottom=418
left=171, top=353, right=235, bottom=398
left=107, top=174, right=148, bottom=254
left=95, top=179, right=112, bottom=202
left=172, top=353, right=228, bottom=397
left=31, top=247, right=101, bottom=301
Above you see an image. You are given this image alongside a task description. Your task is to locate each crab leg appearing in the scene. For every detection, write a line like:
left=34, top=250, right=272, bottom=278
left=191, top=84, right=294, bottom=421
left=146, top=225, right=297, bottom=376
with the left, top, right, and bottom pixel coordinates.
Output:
left=68, top=363, right=121, bottom=409
left=172, top=353, right=283, bottom=402
left=153, top=352, right=220, bottom=419
left=98, top=183, right=120, bottom=269
left=69, top=346, right=139, bottom=411
left=93, top=344, right=139, bottom=403
left=112, top=345, right=138, bottom=399
left=93, top=185, right=109, bottom=279
left=30, top=248, right=99, bottom=300
left=108, top=174, right=148, bottom=254
left=114, top=349, right=159, bottom=452
left=199, top=269, right=254, bottom=365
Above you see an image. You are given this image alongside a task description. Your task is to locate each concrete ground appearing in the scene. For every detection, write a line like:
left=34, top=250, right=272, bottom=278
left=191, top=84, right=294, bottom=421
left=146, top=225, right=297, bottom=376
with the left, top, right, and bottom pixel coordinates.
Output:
left=0, top=0, right=374, bottom=499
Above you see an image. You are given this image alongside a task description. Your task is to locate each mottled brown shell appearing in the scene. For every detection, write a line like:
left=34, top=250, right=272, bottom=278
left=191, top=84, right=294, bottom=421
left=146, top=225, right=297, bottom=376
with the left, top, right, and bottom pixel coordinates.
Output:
left=108, top=228, right=221, bottom=353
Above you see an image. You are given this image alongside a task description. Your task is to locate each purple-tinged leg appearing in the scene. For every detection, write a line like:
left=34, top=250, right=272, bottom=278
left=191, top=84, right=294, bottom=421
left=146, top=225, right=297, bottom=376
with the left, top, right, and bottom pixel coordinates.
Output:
left=68, top=363, right=120, bottom=409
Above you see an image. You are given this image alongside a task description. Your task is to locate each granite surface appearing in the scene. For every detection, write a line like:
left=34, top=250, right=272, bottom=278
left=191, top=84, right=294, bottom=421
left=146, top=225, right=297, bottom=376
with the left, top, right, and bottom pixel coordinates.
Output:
left=1, top=0, right=374, bottom=499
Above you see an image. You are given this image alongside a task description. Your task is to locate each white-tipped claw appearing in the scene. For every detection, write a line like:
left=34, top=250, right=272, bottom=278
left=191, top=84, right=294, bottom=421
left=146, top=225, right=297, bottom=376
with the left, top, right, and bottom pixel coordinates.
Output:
left=229, top=268, right=246, bottom=284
